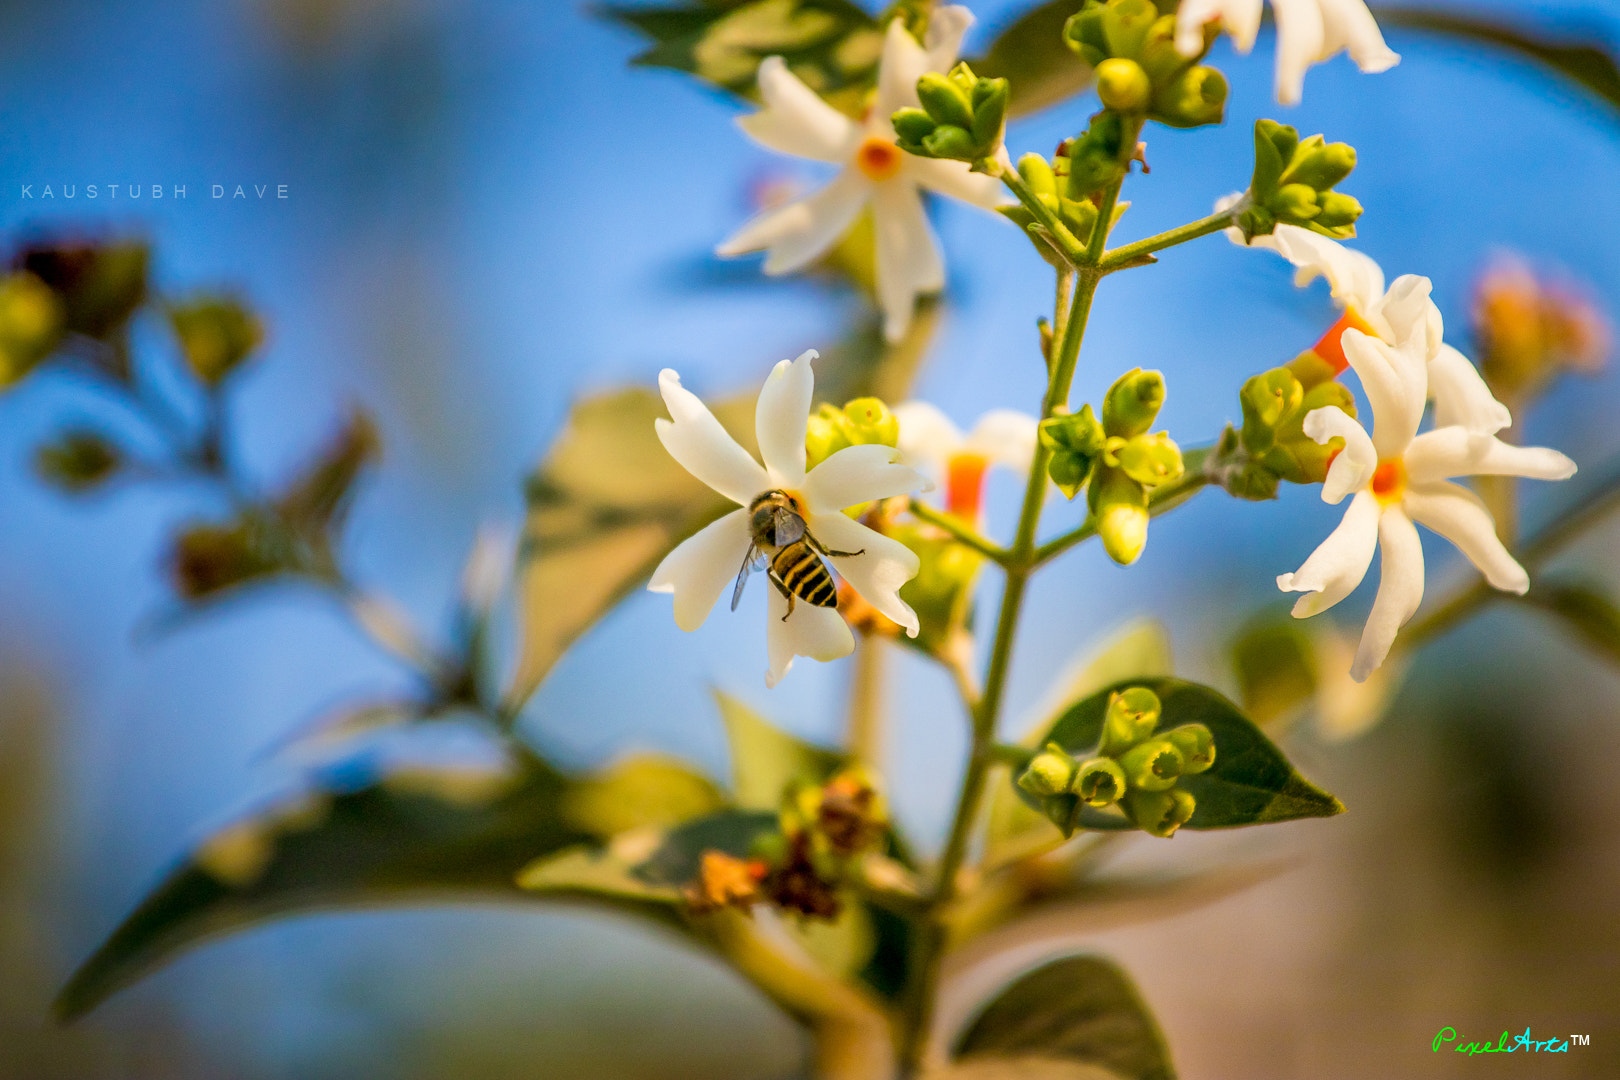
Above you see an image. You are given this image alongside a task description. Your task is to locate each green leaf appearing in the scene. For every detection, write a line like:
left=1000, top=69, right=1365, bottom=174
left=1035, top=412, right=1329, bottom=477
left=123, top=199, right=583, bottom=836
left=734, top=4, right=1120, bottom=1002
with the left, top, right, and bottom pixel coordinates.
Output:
left=954, top=954, right=1175, bottom=1080
left=1028, top=677, right=1344, bottom=835
left=1375, top=7, right=1620, bottom=117
left=1230, top=614, right=1318, bottom=729
left=713, top=689, right=844, bottom=809
left=1515, top=578, right=1620, bottom=665
left=560, top=752, right=727, bottom=836
left=56, top=756, right=590, bottom=1020
left=973, top=0, right=1095, bottom=119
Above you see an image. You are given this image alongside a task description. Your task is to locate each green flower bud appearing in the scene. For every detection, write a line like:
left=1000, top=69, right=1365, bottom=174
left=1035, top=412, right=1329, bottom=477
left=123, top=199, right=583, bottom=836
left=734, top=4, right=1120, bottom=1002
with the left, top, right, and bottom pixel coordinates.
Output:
left=1252, top=120, right=1299, bottom=194
left=1118, top=737, right=1184, bottom=791
left=1061, top=5, right=1111, bottom=67
left=1057, top=197, right=1101, bottom=240
left=1018, top=153, right=1058, bottom=198
left=1099, top=686, right=1162, bottom=756
left=0, top=271, right=64, bottom=387
left=891, top=107, right=937, bottom=148
left=970, top=77, right=1010, bottom=149
left=169, top=296, right=264, bottom=385
left=916, top=72, right=974, bottom=130
left=1040, top=406, right=1106, bottom=499
left=35, top=429, right=122, bottom=492
left=1114, top=432, right=1184, bottom=488
left=922, top=124, right=978, bottom=161
left=1273, top=183, right=1320, bottom=221
left=1136, top=13, right=1187, bottom=82
left=1066, top=112, right=1127, bottom=199
left=1089, top=467, right=1149, bottom=565
left=1313, top=191, right=1362, bottom=231
left=1282, top=139, right=1356, bottom=190
left=806, top=403, right=854, bottom=471
left=1102, top=368, right=1165, bottom=437
left=1101, top=0, right=1158, bottom=60
left=841, top=397, right=900, bottom=448
left=1125, top=788, right=1195, bottom=838
left=1074, top=757, right=1128, bottom=807
left=1163, top=723, right=1215, bottom=774
left=1152, top=65, right=1227, bottom=129
left=1238, top=204, right=1277, bottom=241
left=1018, top=743, right=1079, bottom=797
left=1240, top=368, right=1304, bottom=454
left=1096, top=58, right=1152, bottom=113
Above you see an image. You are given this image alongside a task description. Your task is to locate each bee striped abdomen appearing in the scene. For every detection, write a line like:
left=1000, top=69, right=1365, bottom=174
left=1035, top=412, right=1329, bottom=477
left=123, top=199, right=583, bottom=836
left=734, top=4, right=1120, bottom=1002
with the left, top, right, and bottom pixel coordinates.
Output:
left=772, top=542, right=837, bottom=608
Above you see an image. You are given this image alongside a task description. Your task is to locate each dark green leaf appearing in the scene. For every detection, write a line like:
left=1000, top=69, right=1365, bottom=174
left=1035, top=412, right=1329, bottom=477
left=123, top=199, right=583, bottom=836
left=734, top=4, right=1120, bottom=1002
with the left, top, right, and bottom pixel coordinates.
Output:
left=713, top=689, right=844, bottom=808
left=1028, top=677, right=1343, bottom=834
left=1375, top=7, right=1620, bottom=117
left=972, top=0, right=1094, bottom=119
left=1515, top=578, right=1620, bottom=665
left=954, top=954, right=1175, bottom=1080
left=56, top=757, right=590, bottom=1020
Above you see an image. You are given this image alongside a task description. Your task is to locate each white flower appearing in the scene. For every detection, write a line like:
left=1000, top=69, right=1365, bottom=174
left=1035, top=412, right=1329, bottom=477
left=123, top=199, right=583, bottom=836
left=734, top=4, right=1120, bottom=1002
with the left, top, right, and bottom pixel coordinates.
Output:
left=648, top=350, right=929, bottom=687
left=1227, top=214, right=1513, bottom=437
left=1277, top=321, right=1575, bottom=681
left=716, top=6, right=1010, bottom=344
left=894, top=401, right=1037, bottom=519
left=1177, top=0, right=1399, bottom=105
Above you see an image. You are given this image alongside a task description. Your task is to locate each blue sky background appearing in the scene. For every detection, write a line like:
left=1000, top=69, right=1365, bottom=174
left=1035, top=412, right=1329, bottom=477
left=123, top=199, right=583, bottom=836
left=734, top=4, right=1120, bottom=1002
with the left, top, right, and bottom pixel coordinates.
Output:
left=2, top=1, right=1619, bottom=1076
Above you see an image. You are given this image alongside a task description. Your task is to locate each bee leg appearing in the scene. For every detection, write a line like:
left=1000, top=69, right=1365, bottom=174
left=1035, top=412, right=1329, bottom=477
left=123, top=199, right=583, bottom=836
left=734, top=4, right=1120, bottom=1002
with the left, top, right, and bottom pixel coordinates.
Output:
left=807, top=536, right=865, bottom=559
left=768, top=571, right=796, bottom=621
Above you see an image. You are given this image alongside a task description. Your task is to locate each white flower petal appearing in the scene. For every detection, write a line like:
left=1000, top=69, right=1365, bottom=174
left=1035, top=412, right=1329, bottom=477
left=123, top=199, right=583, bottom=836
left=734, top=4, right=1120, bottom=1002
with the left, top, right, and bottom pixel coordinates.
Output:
left=1303, top=406, right=1377, bottom=504
left=1371, top=275, right=1439, bottom=356
left=1341, top=329, right=1426, bottom=458
left=1318, top=0, right=1400, bottom=73
left=1404, top=428, right=1577, bottom=484
left=1177, top=0, right=1264, bottom=56
left=655, top=369, right=770, bottom=504
left=804, top=443, right=929, bottom=511
left=1402, top=480, right=1528, bottom=594
left=766, top=586, right=855, bottom=687
left=807, top=511, right=921, bottom=637
left=1270, top=0, right=1327, bottom=105
left=875, top=16, right=931, bottom=117
left=1351, top=507, right=1425, bottom=682
left=966, top=409, right=1039, bottom=471
left=1278, top=490, right=1380, bottom=617
left=907, top=156, right=1011, bottom=210
left=1268, top=226, right=1385, bottom=314
left=1429, top=344, right=1512, bottom=435
left=649, top=509, right=754, bottom=632
left=895, top=400, right=965, bottom=472
left=923, top=4, right=974, bottom=71
left=738, top=56, right=861, bottom=163
left=755, top=348, right=816, bottom=486
left=716, top=168, right=871, bottom=276
left=872, top=181, right=943, bottom=343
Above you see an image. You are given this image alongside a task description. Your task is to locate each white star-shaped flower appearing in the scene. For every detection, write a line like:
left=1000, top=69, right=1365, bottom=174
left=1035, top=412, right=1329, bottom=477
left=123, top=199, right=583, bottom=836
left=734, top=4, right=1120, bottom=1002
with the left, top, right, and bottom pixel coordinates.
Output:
left=1278, top=318, right=1575, bottom=681
left=717, top=6, right=1010, bottom=343
left=1225, top=213, right=1513, bottom=437
left=1176, top=0, right=1399, bottom=105
left=894, top=401, right=1037, bottom=520
left=649, top=350, right=929, bottom=687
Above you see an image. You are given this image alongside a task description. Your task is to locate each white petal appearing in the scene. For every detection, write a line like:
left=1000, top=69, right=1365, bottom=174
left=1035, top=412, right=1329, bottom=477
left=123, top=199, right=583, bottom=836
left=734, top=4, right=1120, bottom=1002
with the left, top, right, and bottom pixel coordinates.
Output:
left=1351, top=507, right=1425, bottom=682
left=1270, top=0, right=1327, bottom=105
left=738, top=56, right=861, bottom=163
left=1303, top=406, right=1377, bottom=504
left=804, top=443, right=929, bottom=512
left=923, top=5, right=975, bottom=71
left=1177, top=0, right=1264, bottom=56
left=807, top=511, right=921, bottom=637
left=1404, top=428, right=1577, bottom=484
left=1341, top=329, right=1426, bottom=458
left=965, top=409, right=1039, bottom=471
left=1278, top=490, right=1380, bottom=617
left=766, top=587, right=855, bottom=687
left=895, top=400, right=965, bottom=472
left=716, top=168, right=871, bottom=276
left=908, top=156, right=1011, bottom=211
left=649, top=509, right=754, bottom=632
left=655, top=369, right=770, bottom=505
left=872, top=181, right=943, bottom=343
left=1402, top=481, right=1527, bottom=594
left=875, top=16, right=931, bottom=116
left=756, top=348, right=816, bottom=486
left=1370, top=275, right=1439, bottom=356
left=1318, top=0, right=1400, bottom=72
left=1429, top=344, right=1512, bottom=435
left=1268, top=226, right=1385, bottom=314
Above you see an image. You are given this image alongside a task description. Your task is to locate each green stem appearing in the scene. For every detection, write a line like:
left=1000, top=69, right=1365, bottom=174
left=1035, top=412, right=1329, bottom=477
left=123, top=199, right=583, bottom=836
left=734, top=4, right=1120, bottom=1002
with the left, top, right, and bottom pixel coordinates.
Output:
left=907, top=499, right=1010, bottom=564
left=847, top=635, right=887, bottom=767
left=988, top=158, right=1089, bottom=267
left=1099, top=200, right=1245, bottom=272
left=1034, top=468, right=1210, bottom=566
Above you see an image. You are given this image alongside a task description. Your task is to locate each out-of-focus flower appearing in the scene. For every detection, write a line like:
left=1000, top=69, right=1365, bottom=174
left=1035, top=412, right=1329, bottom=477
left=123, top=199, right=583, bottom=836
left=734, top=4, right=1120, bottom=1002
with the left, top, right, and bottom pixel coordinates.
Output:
left=1176, top=0, right=1398, bottom=105
left=894, top=401, right=1037, bottom=520
left=1473, top=256, right=1611, bottom=405
left=647, top=350, right=929, bottom=687
left=717, top=7, right=1009, bottom=343
left=1278, top=320, right=1575, bottom=681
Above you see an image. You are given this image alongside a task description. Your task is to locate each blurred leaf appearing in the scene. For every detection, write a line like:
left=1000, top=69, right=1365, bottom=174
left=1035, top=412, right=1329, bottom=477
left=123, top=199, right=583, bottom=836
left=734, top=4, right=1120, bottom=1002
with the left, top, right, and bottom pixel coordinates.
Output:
left=561, top=752, right=727, bottom=836
left=599, top=0, right=884, bottom=115
left=1375, top=7, right=1620, bottom=117
left=262, top=699, right=422, bottom=762
left=167, top=295, right=263, bottom=385
left=714, top=689, right=844, bottom=808
left=1516, top=577, right=1620, bottom=665
left=14, top=239, right=148, bottom=343
left=167, top=512, right=302, bottom=601
left=276, top=408, right=380, bottom=534
left=34, top=430, right=122, bottom=493
left=56, top=757, right=589, bottom=1020
left=1231, top=614, right=1317, bottom=729
left=953, top=955, right=1174, bottom=1080
left=973, top=0, right=1094, bottom=119
left=1028, top=678, right=1343, bottom=835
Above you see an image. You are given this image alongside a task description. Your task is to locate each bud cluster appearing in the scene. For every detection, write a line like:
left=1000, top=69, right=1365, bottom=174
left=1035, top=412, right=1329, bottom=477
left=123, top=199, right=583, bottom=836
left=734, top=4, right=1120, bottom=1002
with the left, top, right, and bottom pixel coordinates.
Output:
left=892, top=62, right=1009, bottom=164
left=1017, top=687, right=1214, bottom=838
left=806, top=395, right=901, bottom=472
left=1239, top=120, right=1362, bottom=240
left=1040, top=368, right=1184, bottom=564
left=1063, top=0, right=1227, bottom=129
left=1214, top=364, right=1358, bottom=499
left=997, top=151, right=1128, bottom=260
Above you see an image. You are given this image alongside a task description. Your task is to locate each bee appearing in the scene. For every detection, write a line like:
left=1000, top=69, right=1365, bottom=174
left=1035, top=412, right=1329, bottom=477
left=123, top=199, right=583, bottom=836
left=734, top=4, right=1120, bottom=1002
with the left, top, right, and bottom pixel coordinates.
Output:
left=732, top=490, right=864, bottom=620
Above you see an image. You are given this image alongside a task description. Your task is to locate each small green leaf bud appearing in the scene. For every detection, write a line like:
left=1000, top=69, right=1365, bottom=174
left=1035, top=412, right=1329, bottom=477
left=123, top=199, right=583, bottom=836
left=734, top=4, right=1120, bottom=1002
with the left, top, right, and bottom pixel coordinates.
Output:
left=1018, top=743, right=1079, bottom=797
left=891, top=107, right=937, bottom=148
left=1118, top=737, right=1184, bottom=791
left=916, top=72, right=974, bottom=131
left=169, top=296, right=264, bottom=385
left=922, top=124, right=978, bottom=161
left=841, top=397, right=899, bottom=448
left=1114, top=432, right=1184, bottom=488
left=1164, top=723, right=1215, bottom=774
left=1018, top=153, right=1058, bottom=198
left=1313, top=191, right=1363, bottom=230
left=1095, top=58, right=1152, bottom=113
left=970, top=77, right=1010, bottom=149
left=1089, top=467, right=1149, bottom=565
left=1125, top=787, right=1195, bottom=838
left=1099, top=686, right=1162, bottom=756
left=1102, top=368, right=1165, bottom=437
left=1283, top=140, right=1356, bottom=191
left=35, top=429, right=122, bottom=492
left=1273, top=183, right=1321, bottom=221
left=1240, top=368, right=1304, bottom=454
left=1074, top=757, right=1128, bottom=807
left=0, top=271, right=64, bottom=387
left=1152, top=65, right=1227, bottom=129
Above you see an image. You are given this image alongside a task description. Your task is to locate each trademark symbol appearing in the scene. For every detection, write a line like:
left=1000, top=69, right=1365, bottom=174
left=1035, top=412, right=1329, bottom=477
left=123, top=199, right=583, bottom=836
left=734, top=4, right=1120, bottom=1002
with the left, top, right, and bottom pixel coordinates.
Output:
left=1571, top=1034, right=1590, bottom=1046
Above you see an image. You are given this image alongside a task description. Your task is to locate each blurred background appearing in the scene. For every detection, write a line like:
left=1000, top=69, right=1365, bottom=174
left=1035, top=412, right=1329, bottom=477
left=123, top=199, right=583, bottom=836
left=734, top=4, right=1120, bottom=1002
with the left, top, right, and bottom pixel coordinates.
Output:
left=2, top=0, right=1618, bottom=1076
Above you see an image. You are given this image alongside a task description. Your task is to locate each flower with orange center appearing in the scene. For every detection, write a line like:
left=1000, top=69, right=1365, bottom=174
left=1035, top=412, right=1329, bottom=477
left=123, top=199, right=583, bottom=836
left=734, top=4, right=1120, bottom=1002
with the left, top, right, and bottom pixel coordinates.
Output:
left=716, top=7, right=1011, bottom=343
left=1174, top=0, right=1398, bottom=105
left=893, top=401, right=1038, bottom=522
left=1277, top=316, right=1576, bottom=681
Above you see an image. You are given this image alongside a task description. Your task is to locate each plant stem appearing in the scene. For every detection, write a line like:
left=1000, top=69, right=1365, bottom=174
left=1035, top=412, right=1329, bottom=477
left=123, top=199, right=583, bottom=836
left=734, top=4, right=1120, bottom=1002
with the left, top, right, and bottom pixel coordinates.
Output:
left=988, top=158, right=1088, bottom=267
left=1098, top=200, right=1245, bottom=272
left=1034, top=468, right=1210, bottom=566
left=847, top=635, right=887, bottom=767
left=907, top=499, right=1010, bottom=564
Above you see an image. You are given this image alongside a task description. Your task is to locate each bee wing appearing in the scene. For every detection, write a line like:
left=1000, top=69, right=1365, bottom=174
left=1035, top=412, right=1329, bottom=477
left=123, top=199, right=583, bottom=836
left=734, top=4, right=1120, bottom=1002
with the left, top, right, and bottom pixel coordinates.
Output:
left=773, top=509, right=807, bottom=548
left=731, top=544, right=761, bottom=611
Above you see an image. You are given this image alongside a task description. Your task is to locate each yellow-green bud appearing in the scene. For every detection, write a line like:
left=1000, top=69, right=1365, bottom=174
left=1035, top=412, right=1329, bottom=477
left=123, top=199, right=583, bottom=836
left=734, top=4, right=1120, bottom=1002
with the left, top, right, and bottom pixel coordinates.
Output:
left=1273, top=183, right=1320, bottom=220
left=1101, top=0, right=1158, bottom=59
left=1018, top=743, right=1078, bottom=797
left=1018, top=153, right=1058, bottom=198
left=1074, top=757, right=1128, bottom=807
left=1118, top=737, right=1184, bottom=791
left=916, top=72, right=974, bottom=130
left=1313, top=191, right=1362, bottom=231
left=169, top=297, right=264, bottom=385
left=970, top=77, right=1009, bottom=149
left=1096, top=58, right=1152, bottom=112
left=841, top=397, right=899, bottom=448
left=1125, top=788, right=1195, bottom=838
left=1240, top=368, right=1304, bottom=453
left=891, top=107, right=937, bottom=148
left=1061, top=5, right=1110, bottom=67
left=1152, top=65, right=1227, bottom=129
left=1089, top=467, right=1149, bottom=565
left=1102, top=368, right=1165, bottom=437
left=0, top=271, right=64, bottom=387
left=1099, top=686, right=1162, bottom=756
left=805, top=403, right=854, bottom=471
left=1066, top=112, right=1127, bottom=198
left=922, top=124, right=978, bottom=161
left=1114, top=432, right=1183, bottom=488
left=1282, top=138, right=1356, bottom=190
left=1164, top=723, right=1215, bottom=774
